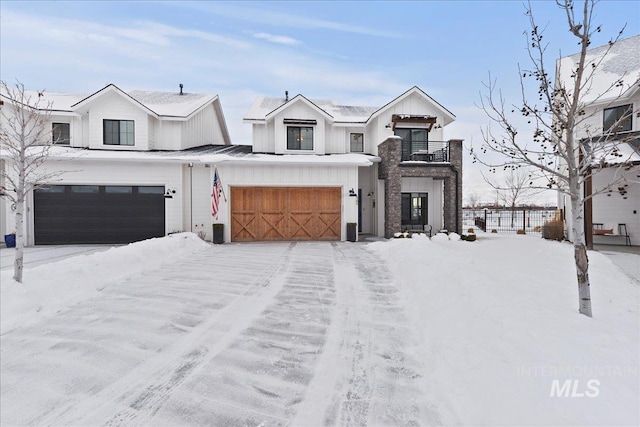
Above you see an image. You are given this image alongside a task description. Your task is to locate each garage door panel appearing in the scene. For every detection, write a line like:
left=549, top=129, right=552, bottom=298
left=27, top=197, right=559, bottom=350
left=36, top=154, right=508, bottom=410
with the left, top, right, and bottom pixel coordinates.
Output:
left=34, top=185, right=165, bottom=244
left=231, top=186, right=341, bottom=242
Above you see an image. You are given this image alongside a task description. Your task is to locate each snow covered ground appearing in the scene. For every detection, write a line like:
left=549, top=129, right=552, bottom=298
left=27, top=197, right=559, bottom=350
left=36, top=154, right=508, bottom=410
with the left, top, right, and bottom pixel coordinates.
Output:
left=1, top=233, right=638, bottom=426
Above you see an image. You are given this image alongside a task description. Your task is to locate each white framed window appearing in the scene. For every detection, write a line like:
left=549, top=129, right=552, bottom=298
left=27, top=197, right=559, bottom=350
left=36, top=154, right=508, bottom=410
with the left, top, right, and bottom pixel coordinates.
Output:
left=350, top=133, right=364, bottom=152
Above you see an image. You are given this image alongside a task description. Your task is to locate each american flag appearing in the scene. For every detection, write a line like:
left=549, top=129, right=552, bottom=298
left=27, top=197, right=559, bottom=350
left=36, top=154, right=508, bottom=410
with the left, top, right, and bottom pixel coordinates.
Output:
left=211, top=168, right=222, bottom=219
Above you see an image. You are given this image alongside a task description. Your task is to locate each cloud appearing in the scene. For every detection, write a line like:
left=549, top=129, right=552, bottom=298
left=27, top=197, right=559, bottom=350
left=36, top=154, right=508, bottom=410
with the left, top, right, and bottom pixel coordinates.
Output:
left=253, top=32, right=301, bottom=46
left=183, top=2, right=402, bottom=38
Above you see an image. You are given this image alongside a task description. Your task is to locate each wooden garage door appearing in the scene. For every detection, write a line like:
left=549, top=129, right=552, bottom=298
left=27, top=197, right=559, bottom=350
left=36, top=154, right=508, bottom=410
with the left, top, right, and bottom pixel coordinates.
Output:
left=231, top=187, right=341, bottom=242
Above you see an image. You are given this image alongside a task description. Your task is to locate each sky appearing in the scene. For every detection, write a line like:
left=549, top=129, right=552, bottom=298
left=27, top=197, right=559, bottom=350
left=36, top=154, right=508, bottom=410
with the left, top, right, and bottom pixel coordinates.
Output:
left=1, top=0, right=639, bottom=205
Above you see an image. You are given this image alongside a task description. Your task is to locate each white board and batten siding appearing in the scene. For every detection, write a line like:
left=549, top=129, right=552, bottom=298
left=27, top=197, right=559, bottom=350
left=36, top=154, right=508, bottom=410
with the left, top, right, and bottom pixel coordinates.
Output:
left=212, top=163, right=359, bottom=242
left=252, top=122, right=276, bottom=153
left=181, top=103, right=221, bottom=150
left=181, top=164, right=215, bottom=239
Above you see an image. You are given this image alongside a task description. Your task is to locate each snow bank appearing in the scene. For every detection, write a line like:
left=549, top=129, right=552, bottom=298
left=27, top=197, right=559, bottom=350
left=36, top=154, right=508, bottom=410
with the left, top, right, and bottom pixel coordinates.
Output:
left=0, top=233, right=210, bottom=335
left=368, top=233, right=639, bottom=426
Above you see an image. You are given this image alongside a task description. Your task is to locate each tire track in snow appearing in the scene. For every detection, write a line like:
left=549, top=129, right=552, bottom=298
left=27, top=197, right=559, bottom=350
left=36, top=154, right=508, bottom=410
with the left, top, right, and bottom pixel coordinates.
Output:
left=148, top=242, right=339, bottom=425
left=33, top=243, right=295, bottom=427
left=320, top=243, right=442, bottom=426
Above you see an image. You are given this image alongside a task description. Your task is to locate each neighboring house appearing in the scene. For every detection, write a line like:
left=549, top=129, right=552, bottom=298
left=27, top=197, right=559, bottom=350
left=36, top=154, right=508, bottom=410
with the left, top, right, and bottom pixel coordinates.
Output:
left=1, top=84, right=462, bottom=244
left=0, top=83, right=231, bottom=244
left=557, top=35, right=640, bottom=246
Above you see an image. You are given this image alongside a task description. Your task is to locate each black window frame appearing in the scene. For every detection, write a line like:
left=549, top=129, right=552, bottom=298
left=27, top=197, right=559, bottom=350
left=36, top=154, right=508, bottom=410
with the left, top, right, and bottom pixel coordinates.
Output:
left=350, top=132, right=364, bottom=152
left=395, top=127, right=429, bottom=161
left=603, top=104, right=632, bottom=133
left=52, top=122, right=70, bottom=145
left=103, top=119, right=135, bottom=146
left=401, top=192, right=428, bottom=228
left=286, top=126, right=314, bottom=151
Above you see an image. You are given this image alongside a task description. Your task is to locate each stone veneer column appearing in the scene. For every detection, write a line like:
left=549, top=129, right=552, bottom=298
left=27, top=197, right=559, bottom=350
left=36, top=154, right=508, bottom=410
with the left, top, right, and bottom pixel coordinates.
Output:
left=377, top=136, right=403, bottom=238
left=448, top=139, right=463, bottom=234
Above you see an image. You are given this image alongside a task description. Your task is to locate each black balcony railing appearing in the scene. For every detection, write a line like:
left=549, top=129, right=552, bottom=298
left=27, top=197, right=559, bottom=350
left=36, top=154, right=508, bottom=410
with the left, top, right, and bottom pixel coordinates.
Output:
left=401, top=140, right=449, bottom=162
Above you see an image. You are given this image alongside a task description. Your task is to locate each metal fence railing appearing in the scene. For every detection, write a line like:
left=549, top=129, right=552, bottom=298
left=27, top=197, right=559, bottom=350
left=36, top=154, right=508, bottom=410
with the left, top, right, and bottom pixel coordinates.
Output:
left=401, top=140, right=449, bottom=162
left=463, top=208, right=560, bottom=234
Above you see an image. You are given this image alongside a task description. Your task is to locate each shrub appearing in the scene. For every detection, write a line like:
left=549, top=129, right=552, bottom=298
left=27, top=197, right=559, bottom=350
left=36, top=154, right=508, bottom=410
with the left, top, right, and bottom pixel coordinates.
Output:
left=542, top=219, right=564, bottom=241
left=491, top=229, right=498, bottom=233
left=517, top=229, right=526, bottom=235
left=461, top=234, right=477, bottom=242
left=467, top=228, right=475, bottom=233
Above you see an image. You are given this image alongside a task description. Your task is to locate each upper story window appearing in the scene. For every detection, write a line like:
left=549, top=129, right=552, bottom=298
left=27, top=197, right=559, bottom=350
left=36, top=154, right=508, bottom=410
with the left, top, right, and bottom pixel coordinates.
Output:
left=52, top=123, right=70, bottom=145
left=287, top=126, right=313, bottom=150
left=104, top=119, right=135, bottom=146
left=603, top=104, right=632, bottom=133
left=395, top=128, right=428, bottom=161
left=350, top=133, right=364, bottom=152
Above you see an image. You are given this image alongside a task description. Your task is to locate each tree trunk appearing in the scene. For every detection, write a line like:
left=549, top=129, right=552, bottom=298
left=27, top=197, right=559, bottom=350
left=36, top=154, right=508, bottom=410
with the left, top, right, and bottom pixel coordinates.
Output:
left=13, top=196, right=24, bottom=283
left=13, top=153, right=26, bottom=284
left=570, top=195, right=592, bottom=317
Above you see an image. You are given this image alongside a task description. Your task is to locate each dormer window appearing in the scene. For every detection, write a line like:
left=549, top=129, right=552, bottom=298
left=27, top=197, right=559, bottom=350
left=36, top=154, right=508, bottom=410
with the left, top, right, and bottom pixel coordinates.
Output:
left=287, top=126, right=313, bottom=150
left=104, top=119, right=135, bottom=146
left=350, top=133, right=364, bottom=152
left=52, top=123, right=70, bottom=145
left=603, top=104, right=632, bottom=133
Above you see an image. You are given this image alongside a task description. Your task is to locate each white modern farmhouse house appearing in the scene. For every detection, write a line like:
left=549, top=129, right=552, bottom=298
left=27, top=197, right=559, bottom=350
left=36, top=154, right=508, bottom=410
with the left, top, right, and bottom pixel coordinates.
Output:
left=556, top=35, right=640, bottom=246
left=0, top=84, right=231, bottom=244
left=1, top=84, right=463, bottom=244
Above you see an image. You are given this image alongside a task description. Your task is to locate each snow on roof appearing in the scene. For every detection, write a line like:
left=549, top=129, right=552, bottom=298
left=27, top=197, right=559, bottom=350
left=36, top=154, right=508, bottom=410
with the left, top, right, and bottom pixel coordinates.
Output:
left=557, top=34, right=640, bottom=105
left=1, top=85, right=218, bottom=118
left=20, top=145, right=378, bottom=167
left=244, top=95, right=379, bottom=123
left=125, top=90, right=216, bottom=117
left=0, top=90, right=87, bottom=112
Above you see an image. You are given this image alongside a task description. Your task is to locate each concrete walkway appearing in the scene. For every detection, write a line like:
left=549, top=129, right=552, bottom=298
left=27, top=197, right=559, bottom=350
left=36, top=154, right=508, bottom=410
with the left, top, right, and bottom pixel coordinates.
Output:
left=593, top=244, right=640, bottom=283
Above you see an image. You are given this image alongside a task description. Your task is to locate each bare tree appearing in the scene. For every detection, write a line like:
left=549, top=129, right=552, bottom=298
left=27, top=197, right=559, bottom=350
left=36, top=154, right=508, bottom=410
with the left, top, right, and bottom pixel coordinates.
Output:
left=485, top=168, right=541, bottom=227
left=471, top=0, right=637, bottom=317
left=466, top=192, right=481, bottom=209
left=1, top=81, right=65, bottom=283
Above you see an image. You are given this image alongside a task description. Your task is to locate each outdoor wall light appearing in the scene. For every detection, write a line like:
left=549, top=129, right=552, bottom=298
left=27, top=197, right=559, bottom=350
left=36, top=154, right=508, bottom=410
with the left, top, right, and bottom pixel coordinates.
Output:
left=164, top=188, right=176, bottom=199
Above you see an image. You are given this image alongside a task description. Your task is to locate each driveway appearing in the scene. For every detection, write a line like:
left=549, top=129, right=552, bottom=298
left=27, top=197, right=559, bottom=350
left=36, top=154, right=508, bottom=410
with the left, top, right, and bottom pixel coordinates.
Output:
left=0, top=242, right=440, bottom=426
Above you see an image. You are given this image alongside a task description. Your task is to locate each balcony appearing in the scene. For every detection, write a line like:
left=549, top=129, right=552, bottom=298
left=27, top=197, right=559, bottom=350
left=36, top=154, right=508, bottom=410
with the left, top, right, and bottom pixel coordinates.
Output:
left=401, top=140, right=449, bottom=162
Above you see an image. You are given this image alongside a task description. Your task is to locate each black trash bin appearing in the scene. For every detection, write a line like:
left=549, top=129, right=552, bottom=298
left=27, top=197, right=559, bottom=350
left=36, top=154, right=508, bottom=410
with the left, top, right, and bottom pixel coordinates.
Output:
left=212, top=223, right=224, bottom=244
left=347, top=222, right=357, bottom=242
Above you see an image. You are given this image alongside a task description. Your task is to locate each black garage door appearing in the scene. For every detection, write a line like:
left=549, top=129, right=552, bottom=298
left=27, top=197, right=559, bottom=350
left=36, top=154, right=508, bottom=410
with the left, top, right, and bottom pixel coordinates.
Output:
left=34, top=185, right=165, bottom=244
